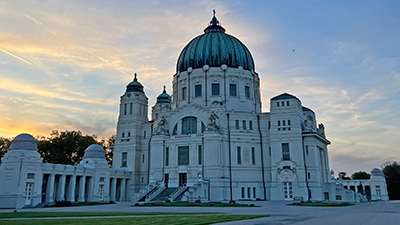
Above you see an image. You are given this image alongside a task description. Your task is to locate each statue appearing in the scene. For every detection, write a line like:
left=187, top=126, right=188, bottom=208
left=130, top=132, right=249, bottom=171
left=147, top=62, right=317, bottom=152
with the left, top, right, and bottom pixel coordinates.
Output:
left=154, top=117, right=167, bottom=135
left=206, top=111, right=219, bottom=131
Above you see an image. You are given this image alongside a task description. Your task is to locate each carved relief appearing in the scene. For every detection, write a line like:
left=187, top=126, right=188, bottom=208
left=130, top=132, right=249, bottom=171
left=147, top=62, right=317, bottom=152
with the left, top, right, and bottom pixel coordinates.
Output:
left=243, top=148, right=250, bottom=163
left=206, top=111, right=219, bottom=131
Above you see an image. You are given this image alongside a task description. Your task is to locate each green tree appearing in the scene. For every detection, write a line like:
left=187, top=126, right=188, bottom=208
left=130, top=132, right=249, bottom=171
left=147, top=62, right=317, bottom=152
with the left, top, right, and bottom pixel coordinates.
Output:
left=382, top=161, right=400, bottom=200
left=37, top=130, right=98, bottom=165
left=98, top=135, right=115, bottom=166
left=351, top=171, right=371, bottom=180
left=0, top=137, right=11, bottom=164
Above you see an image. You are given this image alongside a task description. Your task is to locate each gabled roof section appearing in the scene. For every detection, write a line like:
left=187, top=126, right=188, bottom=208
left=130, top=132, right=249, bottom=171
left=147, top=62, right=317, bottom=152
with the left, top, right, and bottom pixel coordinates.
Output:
left=271, top=93, right=300, bottom=102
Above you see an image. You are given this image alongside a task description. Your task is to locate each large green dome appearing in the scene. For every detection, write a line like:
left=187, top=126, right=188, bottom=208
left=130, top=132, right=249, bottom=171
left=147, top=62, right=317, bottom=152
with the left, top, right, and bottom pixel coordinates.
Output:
left=176, top=15, right=255, bottom=72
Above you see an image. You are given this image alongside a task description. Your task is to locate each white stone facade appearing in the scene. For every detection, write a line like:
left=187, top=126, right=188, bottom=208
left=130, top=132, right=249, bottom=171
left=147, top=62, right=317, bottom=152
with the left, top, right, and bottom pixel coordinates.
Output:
left=0, top=134, right=131, bottom=209
left=0, top=14, right=389, bottom=209
left=111, top=15, right=389, bottom=203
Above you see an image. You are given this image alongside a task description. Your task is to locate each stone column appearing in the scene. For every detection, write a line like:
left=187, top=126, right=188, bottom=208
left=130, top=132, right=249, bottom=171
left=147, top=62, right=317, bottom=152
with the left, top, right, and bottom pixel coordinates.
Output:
left=69, top=175, right=76, bottom=202
left=47, top=174, right=55, bottom=203
left=59, top=174, right=66, bottom=201
left=120, top=179, right=126, bottom=201
left=78, top=176, right=86, bottom=202
left=110, top=178, right=117, bottom=202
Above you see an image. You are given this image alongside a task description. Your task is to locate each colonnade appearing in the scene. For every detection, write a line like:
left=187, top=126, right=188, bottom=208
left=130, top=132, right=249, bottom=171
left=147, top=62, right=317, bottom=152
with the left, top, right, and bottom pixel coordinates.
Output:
left=42, top=173, right=130, bottom=203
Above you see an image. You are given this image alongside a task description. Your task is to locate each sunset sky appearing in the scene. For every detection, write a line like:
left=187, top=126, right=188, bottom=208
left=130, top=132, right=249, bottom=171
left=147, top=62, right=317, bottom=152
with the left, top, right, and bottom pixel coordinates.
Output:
left=0, top=0, right=399, bottom=175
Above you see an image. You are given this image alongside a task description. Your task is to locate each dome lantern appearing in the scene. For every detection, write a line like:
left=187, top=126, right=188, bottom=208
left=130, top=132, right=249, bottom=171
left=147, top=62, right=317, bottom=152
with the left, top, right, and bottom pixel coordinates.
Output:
left=126, top=73, right=144, bottom=93
left=156, top=86, right=171, bottom=103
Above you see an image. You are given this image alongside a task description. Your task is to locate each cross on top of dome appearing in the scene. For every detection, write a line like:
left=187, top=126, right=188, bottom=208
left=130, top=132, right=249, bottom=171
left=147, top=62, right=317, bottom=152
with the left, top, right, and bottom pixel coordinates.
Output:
left=204, top=10, right=225, bottom=33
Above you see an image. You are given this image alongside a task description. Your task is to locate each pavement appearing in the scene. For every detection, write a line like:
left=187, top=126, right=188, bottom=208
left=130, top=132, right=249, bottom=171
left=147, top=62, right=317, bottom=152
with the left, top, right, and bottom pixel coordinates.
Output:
left=1, top=200, right=399, bottom=225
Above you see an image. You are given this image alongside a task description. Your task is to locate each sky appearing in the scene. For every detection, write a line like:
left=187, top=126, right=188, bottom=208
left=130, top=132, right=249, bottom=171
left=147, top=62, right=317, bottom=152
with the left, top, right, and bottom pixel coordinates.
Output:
left=0, top=0, right=399, bottom=176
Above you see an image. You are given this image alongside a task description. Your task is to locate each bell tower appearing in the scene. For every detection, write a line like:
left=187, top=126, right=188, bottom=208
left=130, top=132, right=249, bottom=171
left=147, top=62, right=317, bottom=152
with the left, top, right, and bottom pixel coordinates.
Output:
left=113, top=74, right=148, bottom=173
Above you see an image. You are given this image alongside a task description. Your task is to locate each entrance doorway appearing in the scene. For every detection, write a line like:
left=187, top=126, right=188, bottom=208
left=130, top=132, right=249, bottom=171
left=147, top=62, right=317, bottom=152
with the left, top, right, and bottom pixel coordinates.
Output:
left=164, top=174, right=169, bottom=188
left=179, top=173, right=187, bottom=187
left=99, top=185, right=104, bottom=201
left=283, top=182, right=293, bottom=200
left=25, top=183, right=33, bottom=205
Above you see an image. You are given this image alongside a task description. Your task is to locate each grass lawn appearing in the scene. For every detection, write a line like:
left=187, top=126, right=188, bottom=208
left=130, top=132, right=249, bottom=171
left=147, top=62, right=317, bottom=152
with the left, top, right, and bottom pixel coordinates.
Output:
left=0, top=214, right=268, bottom=225
left=288, top=202, right=354, bottom=207
left=135, top=201, right=258, bottom=207
left=0, top=212, right=219, bottom=219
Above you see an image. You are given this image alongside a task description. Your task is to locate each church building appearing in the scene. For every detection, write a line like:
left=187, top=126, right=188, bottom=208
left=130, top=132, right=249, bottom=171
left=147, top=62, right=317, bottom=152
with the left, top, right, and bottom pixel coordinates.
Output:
left=111, top=13, right=388, bottom=203
left=0, top=13, right=388, bottom=209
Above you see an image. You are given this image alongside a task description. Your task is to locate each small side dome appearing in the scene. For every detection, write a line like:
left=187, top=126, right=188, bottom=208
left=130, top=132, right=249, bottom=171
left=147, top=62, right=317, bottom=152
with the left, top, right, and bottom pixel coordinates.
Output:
left=126, top=73, right=144, bottom=93
left=9, top=133, right=38, bottom=151
left=156, top=86, right=171, bottom=103
left=83, top=144, right=106, bottom=159
left=371, top=168, right=384, bottom=177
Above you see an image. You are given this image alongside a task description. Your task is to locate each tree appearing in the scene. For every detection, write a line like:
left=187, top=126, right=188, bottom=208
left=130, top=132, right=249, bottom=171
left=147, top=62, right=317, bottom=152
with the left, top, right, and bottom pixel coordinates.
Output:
left=351, top=171, right=371, bottom=180
left=0, top=137, right=11, bottom=164
left=37, top=130, right=98, bottom=165
left=382, top=161, right=400, bottom=200
left=98, top=135, right=115, bottom=166
left=338, top=172, right=351, bottom=180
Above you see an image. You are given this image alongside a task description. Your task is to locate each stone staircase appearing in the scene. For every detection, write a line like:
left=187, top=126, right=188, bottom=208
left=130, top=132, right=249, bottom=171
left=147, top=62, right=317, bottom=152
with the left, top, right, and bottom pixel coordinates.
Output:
left=131, top=185, right=158, bottom=202
left=169, top=186, right=189, bottom=201
left=151, top=187, right=178, bottom=202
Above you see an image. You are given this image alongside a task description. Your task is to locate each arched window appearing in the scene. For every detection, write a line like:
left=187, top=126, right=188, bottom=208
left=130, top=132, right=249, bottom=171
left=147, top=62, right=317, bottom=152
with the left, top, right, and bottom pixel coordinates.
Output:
left=173, top=124, right=177, bottom=135
left=182, top=116, right=197, bottom=134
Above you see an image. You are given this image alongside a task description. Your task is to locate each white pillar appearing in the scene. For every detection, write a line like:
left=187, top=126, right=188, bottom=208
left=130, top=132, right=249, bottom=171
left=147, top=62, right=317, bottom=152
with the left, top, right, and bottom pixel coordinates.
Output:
left=59, top=175, right=66, bottom=201
left=47, top=174, right=55, bottom=203
left=111, top=178, right=116, bottom=202
left=78, top=176, right=86, bottom=202
left=120, top=179, right=126, bottom=201
left=69, top=175, right=76, bottom=202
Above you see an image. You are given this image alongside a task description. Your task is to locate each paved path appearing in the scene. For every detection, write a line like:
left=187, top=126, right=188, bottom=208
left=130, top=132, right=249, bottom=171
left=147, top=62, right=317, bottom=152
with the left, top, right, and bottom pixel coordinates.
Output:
left=1, top=200, right=399, bottom=225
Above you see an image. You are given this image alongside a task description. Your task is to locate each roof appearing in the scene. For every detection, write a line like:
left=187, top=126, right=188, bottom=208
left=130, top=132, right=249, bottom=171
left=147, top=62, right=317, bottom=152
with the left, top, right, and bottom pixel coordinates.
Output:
left=271, top=93, right=300, bottom=102
left=302, top=106, right=315, bottom=113
left=371, top=168, right=385, bottom=177
left=126, top=73, right=144, bottom=93
left=156, top=86, right=171, bottom=103
left=83, top=144, right=106, bottom=159
left=176, top=14, right=254, bottom=72
left=9, top=133, right=38, bottom=151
